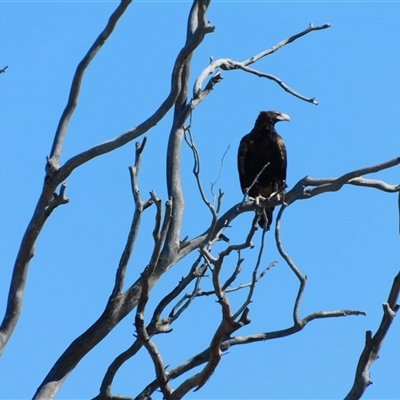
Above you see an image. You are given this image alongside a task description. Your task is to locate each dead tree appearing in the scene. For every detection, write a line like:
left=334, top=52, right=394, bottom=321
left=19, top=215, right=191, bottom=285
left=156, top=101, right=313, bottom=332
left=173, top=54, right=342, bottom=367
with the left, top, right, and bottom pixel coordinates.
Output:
left=1, top=1, right=398, bottom=399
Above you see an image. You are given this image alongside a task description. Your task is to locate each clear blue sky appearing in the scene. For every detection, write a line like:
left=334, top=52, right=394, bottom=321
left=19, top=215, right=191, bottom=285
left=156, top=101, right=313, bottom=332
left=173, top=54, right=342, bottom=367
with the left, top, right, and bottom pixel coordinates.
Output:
left=1, top=1, right=399, bottom=399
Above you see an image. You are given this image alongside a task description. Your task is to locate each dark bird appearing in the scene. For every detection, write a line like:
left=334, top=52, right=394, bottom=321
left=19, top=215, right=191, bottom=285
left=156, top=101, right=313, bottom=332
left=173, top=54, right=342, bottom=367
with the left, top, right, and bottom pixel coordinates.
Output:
left=237, top=110, right=290, bottom=229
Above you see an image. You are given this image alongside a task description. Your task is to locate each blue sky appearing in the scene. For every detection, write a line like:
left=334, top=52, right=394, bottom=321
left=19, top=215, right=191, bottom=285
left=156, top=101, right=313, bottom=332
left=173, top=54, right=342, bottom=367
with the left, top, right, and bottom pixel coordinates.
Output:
left=1, top=1, right=399, bottom=399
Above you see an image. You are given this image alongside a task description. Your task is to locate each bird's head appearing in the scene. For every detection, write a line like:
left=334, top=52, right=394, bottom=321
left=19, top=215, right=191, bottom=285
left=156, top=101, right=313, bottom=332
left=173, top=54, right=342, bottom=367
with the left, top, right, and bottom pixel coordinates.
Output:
left=256, top=110, right=290, bottom=128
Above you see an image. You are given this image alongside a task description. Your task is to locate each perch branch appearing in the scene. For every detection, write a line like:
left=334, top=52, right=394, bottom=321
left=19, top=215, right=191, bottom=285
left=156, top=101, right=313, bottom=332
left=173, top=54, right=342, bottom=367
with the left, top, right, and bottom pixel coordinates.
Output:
left=180, top=156, right=400, bottom=261
left=243, top=161, right=270, bottom=202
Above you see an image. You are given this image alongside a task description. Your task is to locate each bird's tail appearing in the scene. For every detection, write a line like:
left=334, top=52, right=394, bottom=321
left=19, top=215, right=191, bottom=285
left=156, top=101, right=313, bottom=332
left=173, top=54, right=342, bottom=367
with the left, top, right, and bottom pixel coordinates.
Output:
left=258, top=206, right=274, bottom=230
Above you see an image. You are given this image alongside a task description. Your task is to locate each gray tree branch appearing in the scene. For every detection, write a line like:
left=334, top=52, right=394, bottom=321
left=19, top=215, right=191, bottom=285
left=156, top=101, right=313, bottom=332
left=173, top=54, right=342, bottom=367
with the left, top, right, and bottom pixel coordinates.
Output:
left=4, top=1, right=398, bottom=399
left=48, top=0, right=132, bottom=170
left=193, top=23, right=331, bottom=105
left=112, top=138, right=152, bottom=297
left=344, top=271, right=400, bottom=400
left=95, top=257, right=206, bottom=399
left=32, top=2, right=213, bottom=399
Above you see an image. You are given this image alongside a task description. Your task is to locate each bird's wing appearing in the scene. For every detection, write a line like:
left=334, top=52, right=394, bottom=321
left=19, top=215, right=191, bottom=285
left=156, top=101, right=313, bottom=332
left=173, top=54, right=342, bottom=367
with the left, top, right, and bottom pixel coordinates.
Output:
left=237, top=135, right=250, bottom=193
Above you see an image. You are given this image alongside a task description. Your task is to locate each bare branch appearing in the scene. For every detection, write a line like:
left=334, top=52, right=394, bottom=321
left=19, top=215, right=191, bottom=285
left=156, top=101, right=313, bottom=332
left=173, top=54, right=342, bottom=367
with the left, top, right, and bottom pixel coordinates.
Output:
left=97, top=257, right=206, bottom=399
left=275, top=203, right=306, bottom=325
left=135, top=272, right=172, bottom=399
left=233, top=229, right=267, bottom=320
left=302, top=156, right=400, bottom=199
left=184, top=125, right=214, bottom=210
left=193, top=23, right=331, bottom=104
left=51, top=2, right=215, bottom=186
left=345, top=271, right=400, bottom=400
left=239, top=22, right=331, bottom=65
left=48, top=0, right=132, bottom=169
left=172, top=213, right=262, bottom=397
left=0, top=0, right=134, bottom=362
left=222, top=252, right=243, bottom=291
left=178, top=260, right=276, bottom=299
left=163, top=1, right=214, bottom=261
left=235, top=63, right=317, bottom=104
left=210, top=145, right=230, bottom=206
left=112, top=138, right=152, bottom=297
left=138, top=305, right=363, bottom=400
left=243, top=161, right=270, bottom=202
left=44, top=183, right=70, bottom=216
left=32, top=4, right=215, bottom=398
left=184, top=125, right=220, bottom=243
left=347, top=177, right=399, bottom=192
left=77, top=153, right=400, bottom=399
left=179, top=156, right=400, bottom=263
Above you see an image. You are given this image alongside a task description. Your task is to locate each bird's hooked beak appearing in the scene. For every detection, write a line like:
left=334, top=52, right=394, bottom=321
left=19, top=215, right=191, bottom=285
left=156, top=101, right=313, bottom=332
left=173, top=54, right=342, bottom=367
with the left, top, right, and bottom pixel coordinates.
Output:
left=278, top=113, right=290, bottom=122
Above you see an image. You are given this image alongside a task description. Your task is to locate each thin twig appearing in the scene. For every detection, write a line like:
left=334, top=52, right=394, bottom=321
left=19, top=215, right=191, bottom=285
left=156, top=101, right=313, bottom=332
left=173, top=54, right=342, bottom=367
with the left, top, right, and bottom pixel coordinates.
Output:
left=112, top=138, right=152, bottom=297
left=184, top=125, right=220, bottom=245
left=231, top=63, right=317, bottom=104
left=211, top=145, right=230, bottom=207
left=243, top=162, right=270, bottom=202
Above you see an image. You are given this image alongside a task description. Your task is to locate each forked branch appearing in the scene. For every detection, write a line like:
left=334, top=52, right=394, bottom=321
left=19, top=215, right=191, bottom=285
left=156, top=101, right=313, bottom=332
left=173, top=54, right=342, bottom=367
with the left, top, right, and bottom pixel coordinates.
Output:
left=193, top=23, right=331, bottom=105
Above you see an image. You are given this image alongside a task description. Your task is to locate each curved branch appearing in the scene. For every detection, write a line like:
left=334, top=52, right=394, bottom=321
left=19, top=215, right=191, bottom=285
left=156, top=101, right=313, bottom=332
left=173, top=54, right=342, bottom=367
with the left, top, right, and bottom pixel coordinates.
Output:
left=137, top=306, right=364, bottom=399
left=48, top=0, right=132, bottom=169
left=348, top=177, right=400, bottom=192
left=240, top=22, right=331, bottom=65
left=52, top=3, right=214, bottom=187
left=232, top=63, right=317, bottom=104
left=193, top=23, right=331, bottom=104
left=303, top=156, right=400, bottom=199
left=275, top=204, right=306, bottom=324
